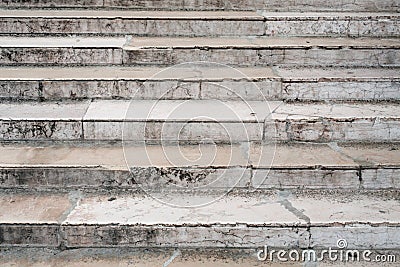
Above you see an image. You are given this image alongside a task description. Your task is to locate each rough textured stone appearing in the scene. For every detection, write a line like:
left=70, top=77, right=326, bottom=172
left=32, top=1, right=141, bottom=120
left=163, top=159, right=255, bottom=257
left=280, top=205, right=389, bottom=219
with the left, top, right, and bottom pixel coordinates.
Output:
left=0, top=11, right=265, bottom=36
left=261, top=13, right=400, bottom=37
left=124, top=37, right=400, bottom=67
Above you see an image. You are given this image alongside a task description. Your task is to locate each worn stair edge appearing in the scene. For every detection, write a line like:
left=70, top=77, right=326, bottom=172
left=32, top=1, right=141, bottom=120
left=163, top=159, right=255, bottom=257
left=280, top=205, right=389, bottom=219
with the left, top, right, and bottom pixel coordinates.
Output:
left=0, top=191, right=399, bottom=248
left=0, top=37, right=399, bottom=67
left=0, top=10, right=265, bottom=37
left=0, top=66, right=399, bottom=101
left=0, top=247, right=398, bottom=266
left=0, top=142, right=398, bottom=190
left=123, top=37, right=400, bottom=67
left=0, top=100, right=399, bottom=142
left=0, top=0, right=398, bottom=12
left=0, top=11, right=398, bottom=37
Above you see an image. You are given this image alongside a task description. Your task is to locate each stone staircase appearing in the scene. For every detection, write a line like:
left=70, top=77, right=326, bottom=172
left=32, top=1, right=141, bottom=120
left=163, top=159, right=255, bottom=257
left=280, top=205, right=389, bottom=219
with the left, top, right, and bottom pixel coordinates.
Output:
left=0, top=0, right=399, bottom=265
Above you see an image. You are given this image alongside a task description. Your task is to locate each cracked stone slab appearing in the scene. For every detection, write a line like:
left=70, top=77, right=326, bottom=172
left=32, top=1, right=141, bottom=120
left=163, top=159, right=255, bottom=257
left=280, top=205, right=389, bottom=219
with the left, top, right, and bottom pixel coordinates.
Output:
left=0, top=37, right=125, bottom=66
left=0, top=101, right=89, bottom=120
left=0, top=101, right=89, bottom=140
left=0, top=0, right=398, bottom=12
left=124, top=37, right=400, bottom=67
left=126, top=37, right=400, bottom=49
left=268, top=102, right=400, bottom=142
left=1, top=101, right=400, bottom=142
left=0, top=142, right=396, bottom=190
left=310, top=226, right=400, bottom=250
left=83, top=100, right=276, bottom=141
left=0, top=66, right=278, bottom=101
left=337, top=143, right=400, bottom=167
left=0, top=193, right=71, bottom=223
left=256, top=0, right=400, bottom=12
left=0, top=11, right=265, bottom=36
left=1, top=191, right=400, bottom=248
left=250, top=143, right=359, bottom=189
left=337, top=143, right=400, bottom=189
left=0, top=193, right=71, bottom=247
left=62, top=192, right=309, bottom=248
left=0, top=66, right=399, bottom=101
left=259, top=12, right=400, bottom=37
left=0, top=10, right=398, bottom=37
left=291, top=193, right=400, bottom=226
left=276, top=67, right=400, bottom=101
left=0, top=10, right=264, bottom=19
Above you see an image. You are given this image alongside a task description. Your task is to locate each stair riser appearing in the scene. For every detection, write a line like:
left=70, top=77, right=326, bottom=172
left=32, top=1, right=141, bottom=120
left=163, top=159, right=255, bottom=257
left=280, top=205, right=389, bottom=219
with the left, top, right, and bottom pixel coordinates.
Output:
left=0, top=80, right=280, bottom=101
left=1, top=224, right=399, bottom=249
left=264, top=19, right=400, bottom=37
left=267, top=120, right=400, bottom=142
left=0, top=18, right=398, bottom=37
left=0, top=0, right=398, bottom=12
left=1, top=79, right=399, bottom=101
left=1, top=167, right=398, bottom=190
left=0, top=19, right=265, bottom=37
left=0, top=48, right=122, bottom=66
left=124, top=48, right=400, bottom=67
left=1, top=119, right=399, bottom=142
left=1, top=48, right=398, bottom=67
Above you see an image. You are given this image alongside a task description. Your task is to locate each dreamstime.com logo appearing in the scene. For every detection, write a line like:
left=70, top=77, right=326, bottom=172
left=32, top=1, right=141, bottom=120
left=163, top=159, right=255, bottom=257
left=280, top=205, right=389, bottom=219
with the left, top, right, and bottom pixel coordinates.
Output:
left=257, top=239, right=397, bottom=263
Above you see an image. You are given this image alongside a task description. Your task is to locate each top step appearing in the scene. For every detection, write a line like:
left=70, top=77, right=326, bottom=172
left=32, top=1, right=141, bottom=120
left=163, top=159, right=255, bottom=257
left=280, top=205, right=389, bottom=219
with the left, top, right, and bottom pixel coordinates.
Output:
left=0, top=0, right=399, bottom=12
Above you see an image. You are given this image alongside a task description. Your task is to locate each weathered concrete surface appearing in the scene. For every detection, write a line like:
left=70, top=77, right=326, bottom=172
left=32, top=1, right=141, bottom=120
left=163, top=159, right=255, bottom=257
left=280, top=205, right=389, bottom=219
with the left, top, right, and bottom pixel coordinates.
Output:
left=268, top=102, right=400, bottom=142
left=0, top=10, right=398, bottom=37
left=0, top=142, right=398, bottom=190
left=0, top=10, right=265, bottom=36
left=0, top=101, right=400, bottom=142
left=0, top=101, right=88, bottom=140
left=1, top=247, right=400, bottom=266
left=1, top=66, right=399, bottom=101
left=0, top=191, right=399, bottom=248
left=83, top=100, right=272, bottom=141
left=124, top=37, right=400, bottom=67
left=0, top=37, right=398, bottom=67
left=261, top=12, right=400, bottom=37
left=0, top=0, right=399, bottom=12
left=336, top=143, right=400, bottom=189
left=0, top=193, right=70, bottom=246
left=0, top=37, right=125, bottom=66
left=250, top=143, right=360, bottom=189
left=276, top=67, right=400, bottom=101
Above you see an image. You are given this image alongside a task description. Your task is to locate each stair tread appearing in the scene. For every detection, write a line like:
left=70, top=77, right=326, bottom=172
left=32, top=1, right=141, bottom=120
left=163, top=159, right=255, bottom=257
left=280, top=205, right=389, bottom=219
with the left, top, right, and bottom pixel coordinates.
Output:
left=0, top=36, right=126, bottom=47
left=1, top=36, right=399, bottom=48
left=0, top=66, right=399, bottom=80
left=126, top=36, right=400, bottom=49
left=1, top=191, right=399, bottom=225
left=0, top=10, right=264, bottom=19
left=1, top=100, right=399, bottom=121
left=1, top=9, right=399, bottom=19
left=0, top=66, right=278, bottom=80
left=0, top=142, right=399, bottom=168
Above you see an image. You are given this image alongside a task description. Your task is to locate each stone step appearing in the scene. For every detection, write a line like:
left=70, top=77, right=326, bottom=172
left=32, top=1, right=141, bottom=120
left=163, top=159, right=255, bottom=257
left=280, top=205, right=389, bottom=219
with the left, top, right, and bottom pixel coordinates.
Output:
left=0, top=0, right=398, bottom=12
left=0, top=190, right=399, bottom=249
left=0, top=100, right=399, bottom=142
left=0, top=142, right=398, bottom=190
left=0, top=10, right=265, bottom=37
left=0, top=247, right=398, bottom=266
left=1, top=37, right=399, bottom=67
left=0, top=37, right=126, bottom=66
left=0, top=66, right=399, bottom=101
left=0, top=10, right=399, bottom=37
left=124, top=37, right=400, bottom=67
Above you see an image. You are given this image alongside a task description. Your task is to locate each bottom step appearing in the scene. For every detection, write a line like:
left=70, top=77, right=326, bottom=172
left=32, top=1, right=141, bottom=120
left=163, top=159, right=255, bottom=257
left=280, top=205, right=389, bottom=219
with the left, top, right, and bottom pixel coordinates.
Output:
left=1, top=190, right=399, bottom=249
left=0, top=247, right=398, bottom=266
